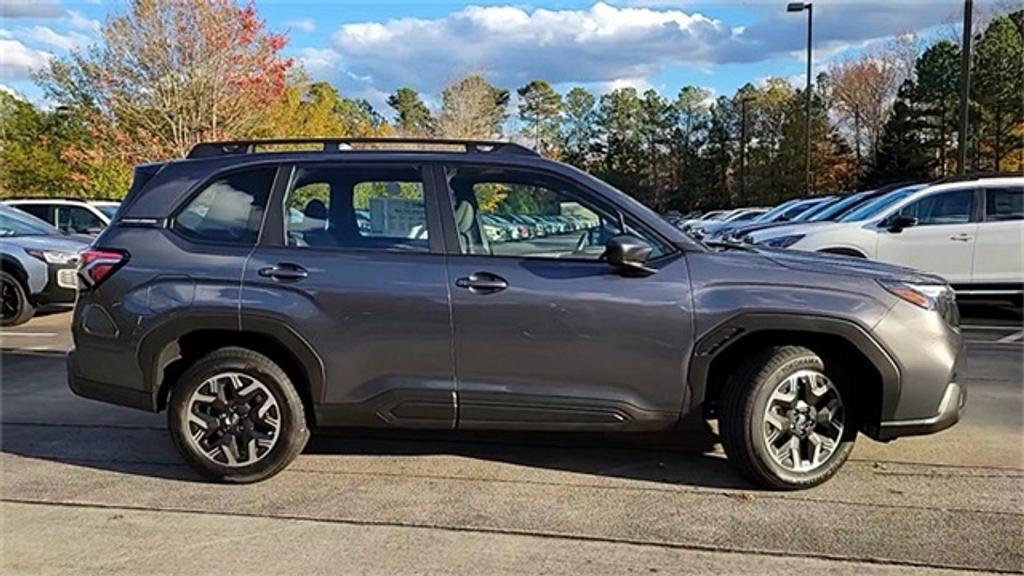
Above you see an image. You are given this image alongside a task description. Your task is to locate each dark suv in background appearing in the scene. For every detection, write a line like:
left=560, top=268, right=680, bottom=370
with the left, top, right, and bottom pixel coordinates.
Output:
left=68, top=139, right=965, bottom=489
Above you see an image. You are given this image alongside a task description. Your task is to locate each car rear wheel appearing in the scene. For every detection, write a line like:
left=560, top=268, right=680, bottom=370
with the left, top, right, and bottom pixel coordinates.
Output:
left=168, top=347, right=309, bottom=483
left=0, top=271, right=34, bottom=327
left=720, top=345, right=856, bottom=490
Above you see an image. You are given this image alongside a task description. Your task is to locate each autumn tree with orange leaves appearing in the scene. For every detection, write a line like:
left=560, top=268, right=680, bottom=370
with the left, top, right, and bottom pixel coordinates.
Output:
left=37, top=0, right=292, bottom=166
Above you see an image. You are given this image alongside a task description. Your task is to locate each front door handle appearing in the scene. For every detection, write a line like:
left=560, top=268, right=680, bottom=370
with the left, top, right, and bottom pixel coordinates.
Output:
left=259, top=263, right=308, bottom=281
left=949, top=233, right=973, bottom=242
left=455, top=272, right=508, bottom=294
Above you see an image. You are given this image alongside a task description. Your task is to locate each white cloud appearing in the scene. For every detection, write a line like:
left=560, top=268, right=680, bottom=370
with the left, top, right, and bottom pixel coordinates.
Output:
left=16, top=25, right=92, bottom=51
left=0, top=1, right=62, bottom=19
left=0, top=82, right=23, bottom=99
left=318, top=1, right=962, bottom=96
left=287, top=19, right=316, bottom=33
left=0, top=39, right=53, bottom=80
left=66, top=10, right=100, bottom=34
left=297, top=47, right=342, bottom=76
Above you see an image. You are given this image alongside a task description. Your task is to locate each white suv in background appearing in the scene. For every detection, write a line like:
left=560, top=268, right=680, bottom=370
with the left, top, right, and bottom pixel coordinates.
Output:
left=749, top=176, right=1023, bottom=294
left=4, top=199, right=120, bottom=236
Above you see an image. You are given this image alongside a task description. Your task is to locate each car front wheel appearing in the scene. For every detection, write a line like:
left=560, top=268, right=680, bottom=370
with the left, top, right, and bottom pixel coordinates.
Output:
left=0, top=270, right=34, bottom=327
left=720, top=345, right=856, bottom=490
left=168, top=347, right=309, bottom=483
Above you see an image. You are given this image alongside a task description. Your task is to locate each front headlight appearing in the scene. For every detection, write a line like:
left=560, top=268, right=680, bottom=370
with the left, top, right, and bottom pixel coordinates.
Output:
left=879, top=279, right=957, bottom=319
left=26, top=249, right=79, bottom=265
left=759, top=234, right=805, bottom=248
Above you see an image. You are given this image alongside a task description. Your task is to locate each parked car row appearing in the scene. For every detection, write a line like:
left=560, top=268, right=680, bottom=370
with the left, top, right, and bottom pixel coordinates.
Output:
left=675, top=174, right=1023, bottom=300
left=479, top=213, right=600, bottom=243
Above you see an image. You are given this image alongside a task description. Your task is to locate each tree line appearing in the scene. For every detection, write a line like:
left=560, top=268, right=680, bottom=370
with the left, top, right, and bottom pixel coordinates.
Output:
left=1, top=0, right=1021, bottom=212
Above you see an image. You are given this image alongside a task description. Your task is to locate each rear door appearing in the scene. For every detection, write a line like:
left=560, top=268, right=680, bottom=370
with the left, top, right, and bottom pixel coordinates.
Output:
left=875, top=188, right=978, bottom=284
left=972, top=185, right=1024, bottom=287
left=242, top=162, right=455, bottom=429
left=439, top=164, right=693, bottom=431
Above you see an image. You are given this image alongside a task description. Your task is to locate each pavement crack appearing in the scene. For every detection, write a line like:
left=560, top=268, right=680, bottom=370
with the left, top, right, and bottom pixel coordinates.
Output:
left=4, top=497, right=1016, bottom=575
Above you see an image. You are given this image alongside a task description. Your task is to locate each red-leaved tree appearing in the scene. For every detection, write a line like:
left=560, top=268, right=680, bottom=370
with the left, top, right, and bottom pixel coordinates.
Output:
left=37, top=0, right=292, bottom=163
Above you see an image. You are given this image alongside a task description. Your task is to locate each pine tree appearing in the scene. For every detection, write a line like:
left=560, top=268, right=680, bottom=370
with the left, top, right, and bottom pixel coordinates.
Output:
left=387, top=88, right=433, bottom=136
left=516, top=79, right=563, bottom=156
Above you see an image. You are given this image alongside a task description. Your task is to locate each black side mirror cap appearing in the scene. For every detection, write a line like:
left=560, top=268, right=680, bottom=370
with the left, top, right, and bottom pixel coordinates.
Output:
left=887, top=214, right=918, bottom=233
left=604, top=234, right=657, bottom=276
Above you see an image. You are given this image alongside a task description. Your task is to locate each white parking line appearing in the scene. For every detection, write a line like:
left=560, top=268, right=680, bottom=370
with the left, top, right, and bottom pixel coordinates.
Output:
left=997, top=330, right=1024, bottom=343
left=0, top=333, right=60, bottom=338
left=960, top=325, right=1021, bottom=331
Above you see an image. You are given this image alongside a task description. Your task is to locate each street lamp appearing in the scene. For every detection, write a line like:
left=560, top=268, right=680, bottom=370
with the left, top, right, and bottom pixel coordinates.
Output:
left=739, top=95, right=755, bottom=203
left=787, top=1, right=813, bottom=195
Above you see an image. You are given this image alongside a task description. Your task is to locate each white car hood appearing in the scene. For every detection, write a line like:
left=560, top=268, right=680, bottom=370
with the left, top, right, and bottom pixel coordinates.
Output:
left=746, top=221, right=854, bottom=243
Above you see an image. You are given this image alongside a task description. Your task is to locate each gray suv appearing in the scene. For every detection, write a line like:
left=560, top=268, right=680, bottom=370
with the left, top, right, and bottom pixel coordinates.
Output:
left=68, top=139, right=965, bottom=489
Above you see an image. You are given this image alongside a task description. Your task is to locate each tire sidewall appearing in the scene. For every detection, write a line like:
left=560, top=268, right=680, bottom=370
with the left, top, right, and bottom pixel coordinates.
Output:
left=168, top=351, right=308, bottom=483
left=0, top=270, right=34, bottom=327
left=747, top=352, right=855, bottom=488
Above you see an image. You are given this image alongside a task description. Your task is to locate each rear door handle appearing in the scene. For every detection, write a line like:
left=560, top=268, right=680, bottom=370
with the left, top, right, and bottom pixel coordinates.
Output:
left=950, top=233, right=972, bottom=242
left=455, top=272, right=508, bottom=294
left=259, top=264, right=308, bottom=281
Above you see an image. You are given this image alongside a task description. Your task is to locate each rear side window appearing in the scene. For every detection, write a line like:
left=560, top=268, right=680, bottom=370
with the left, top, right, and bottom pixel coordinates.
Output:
left=175, top=167, right=275, bottom=244
left=283, top=165, right=429, bottom=252
left=985, top=187, right=1023, bottom=222
left=14, top=204, right=54, bottom=224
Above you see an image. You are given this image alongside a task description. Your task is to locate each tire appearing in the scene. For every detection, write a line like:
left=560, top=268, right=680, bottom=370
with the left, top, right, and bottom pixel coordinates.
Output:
left=168, top=347, right=309, bottom=483
left=719, top=345, right=856, bottom=490
left=1, top=270, right=35, bottom=327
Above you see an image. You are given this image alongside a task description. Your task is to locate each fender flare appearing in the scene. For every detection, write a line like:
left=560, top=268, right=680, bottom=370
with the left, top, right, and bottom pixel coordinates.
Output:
left=138, top=313, right=326, bottom=409
left=686, top=313, right=901, bottom=421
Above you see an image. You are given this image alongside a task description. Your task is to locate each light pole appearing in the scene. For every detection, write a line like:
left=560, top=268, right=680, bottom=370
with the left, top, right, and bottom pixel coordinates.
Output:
left=957, top=0, right=973, bottom=174
left=787, top=2, right=813, bottom=195
left=739, top=95, right=754, bottom=203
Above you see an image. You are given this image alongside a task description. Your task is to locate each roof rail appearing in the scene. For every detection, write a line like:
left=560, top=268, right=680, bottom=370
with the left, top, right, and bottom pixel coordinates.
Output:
left=186, top=138, right=538, bottom=159
left=931, top=171, right=1021, bottom=185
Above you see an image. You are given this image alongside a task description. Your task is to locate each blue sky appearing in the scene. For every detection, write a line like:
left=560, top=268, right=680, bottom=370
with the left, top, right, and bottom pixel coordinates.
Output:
left=0, top=0, right=984, bottom=112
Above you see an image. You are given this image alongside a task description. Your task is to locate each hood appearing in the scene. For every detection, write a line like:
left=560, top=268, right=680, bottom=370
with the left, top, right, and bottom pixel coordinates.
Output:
left=754, top=246, right=944, bottom=284
left=706, top=219, right=796, bottom=240
left=744, top=221, right=841, bottom=243
left=1, top=234, right=90, bottom=253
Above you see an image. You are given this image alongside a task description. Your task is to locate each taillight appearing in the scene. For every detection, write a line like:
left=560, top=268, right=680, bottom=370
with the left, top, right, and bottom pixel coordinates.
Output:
left=78, top=249, right=128, bottom=289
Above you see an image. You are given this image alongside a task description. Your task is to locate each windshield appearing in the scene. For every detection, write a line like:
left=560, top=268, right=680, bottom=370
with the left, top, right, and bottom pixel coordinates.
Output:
left=840, top=185, right=926, bottom=222
left=0, top=207, right=61, bottom=237
left=755, top=200, right=800, bottom=222
left=808, top=192, right=870, bottom=222
left=95, top=204, right=120, bottom=219
left=792, top=198, right=836, bottom=221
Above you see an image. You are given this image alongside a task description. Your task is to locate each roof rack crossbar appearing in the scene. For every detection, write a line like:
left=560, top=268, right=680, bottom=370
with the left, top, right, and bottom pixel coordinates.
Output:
left=187, top=138, right=538, bottom=159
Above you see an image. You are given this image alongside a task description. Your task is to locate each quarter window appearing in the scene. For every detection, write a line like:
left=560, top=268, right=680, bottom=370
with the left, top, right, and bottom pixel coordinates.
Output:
left=985, top=187, right=1023, bottom=222
left=175, top=167, right=275, bottom=244
left=283, top=165, right=429, bottom=252
left=897, top=190, right=974, bottom=226
left=444, top=166, right=665, bottom=260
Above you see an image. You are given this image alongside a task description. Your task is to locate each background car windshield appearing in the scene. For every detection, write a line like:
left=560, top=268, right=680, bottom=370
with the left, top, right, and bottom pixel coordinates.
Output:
left=792, top=199, right=835, bottom=221
left=95, top=204, right=120, bottom=219
left=839, top=185, right=925, bottom=222
left=808, top=192, right=870, bottom=222
left=0, top=207, right=61, bottom=237
left=754, top=200, right=800, bottom=222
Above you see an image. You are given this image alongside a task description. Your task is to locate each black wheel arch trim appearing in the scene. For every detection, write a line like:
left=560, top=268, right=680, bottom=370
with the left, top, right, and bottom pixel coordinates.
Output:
left=686, top=313, right=902, bottom=422
left=138, top=313, right=326, bottom=411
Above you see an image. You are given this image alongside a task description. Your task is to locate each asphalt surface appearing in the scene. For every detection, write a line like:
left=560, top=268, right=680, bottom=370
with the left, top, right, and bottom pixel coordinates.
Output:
left=1, top=309, right=1022, bottom=575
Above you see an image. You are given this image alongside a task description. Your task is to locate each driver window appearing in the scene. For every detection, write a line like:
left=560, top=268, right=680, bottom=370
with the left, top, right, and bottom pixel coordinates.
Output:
left=444, top=166, right=663, bottom=260
left=57, top=207, right=103, bottom=233
left=897, top=190, right=974, bottom=226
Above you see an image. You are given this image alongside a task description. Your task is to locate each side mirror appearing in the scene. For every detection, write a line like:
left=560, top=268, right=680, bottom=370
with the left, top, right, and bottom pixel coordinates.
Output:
left=887, top=214, right=918, bottom=233
left=604, top=234, right=657, bottom=276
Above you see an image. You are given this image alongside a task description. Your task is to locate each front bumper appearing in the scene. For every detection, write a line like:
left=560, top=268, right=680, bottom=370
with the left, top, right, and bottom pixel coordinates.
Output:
left=30, top=264, right=78, bottom=306
left=874, top=381, right=966, bottom=440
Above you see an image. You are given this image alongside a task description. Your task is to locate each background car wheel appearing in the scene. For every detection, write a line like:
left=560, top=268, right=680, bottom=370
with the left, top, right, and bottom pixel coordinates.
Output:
left=168, top=347, right=309, bottom=483
left=0, top=270, right=35, bottom=327
left=720, top=345, right=856, bottom=490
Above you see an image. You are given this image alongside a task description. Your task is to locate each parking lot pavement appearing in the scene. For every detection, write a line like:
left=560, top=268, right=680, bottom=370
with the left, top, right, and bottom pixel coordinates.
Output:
left=2, top=311, right=1022, bottom=574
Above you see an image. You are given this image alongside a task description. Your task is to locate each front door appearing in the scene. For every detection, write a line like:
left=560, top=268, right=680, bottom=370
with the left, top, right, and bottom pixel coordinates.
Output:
left=242, top=162, right=455, bottom=429
left=876, top=188, right=978, bottom=284
left=439, top=165, right=693, bottom=431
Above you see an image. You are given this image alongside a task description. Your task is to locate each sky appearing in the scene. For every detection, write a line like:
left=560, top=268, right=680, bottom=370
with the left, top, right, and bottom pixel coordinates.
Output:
left=0, top=0, right=990, bottom=112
